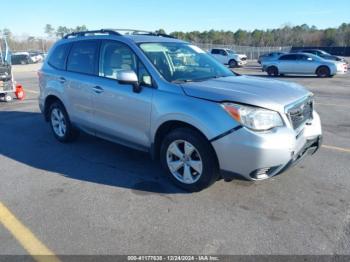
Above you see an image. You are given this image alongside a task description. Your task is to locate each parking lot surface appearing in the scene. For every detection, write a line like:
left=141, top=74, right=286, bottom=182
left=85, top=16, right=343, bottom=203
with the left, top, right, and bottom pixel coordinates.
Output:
left=0, top=63, right=349, bottom=256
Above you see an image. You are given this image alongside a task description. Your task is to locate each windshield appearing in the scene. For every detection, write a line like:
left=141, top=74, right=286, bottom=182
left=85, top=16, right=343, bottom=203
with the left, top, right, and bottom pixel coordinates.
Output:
left=319, top=50, right=331, bottom=55
left=139, top=42, right=234, bottom=83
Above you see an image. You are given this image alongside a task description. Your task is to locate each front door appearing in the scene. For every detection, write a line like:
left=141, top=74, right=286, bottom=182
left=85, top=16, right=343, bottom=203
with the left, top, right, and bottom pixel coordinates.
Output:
left=92, top=40, right=154, bottom=149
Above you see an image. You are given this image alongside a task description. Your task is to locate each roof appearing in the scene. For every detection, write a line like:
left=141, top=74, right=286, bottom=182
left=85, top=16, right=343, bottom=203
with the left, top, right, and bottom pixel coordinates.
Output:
left=61, top=29, right=186, bottom=44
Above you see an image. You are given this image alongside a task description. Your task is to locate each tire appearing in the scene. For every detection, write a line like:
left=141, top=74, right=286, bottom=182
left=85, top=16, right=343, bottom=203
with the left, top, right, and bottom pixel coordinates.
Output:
left=228, top=59, right=237, bottom=68
left=267, top=66, right=279, bottom=76
left=49, top=101, right=79, bottom=143
left=5, top=95, right=12, bottom=102
left=316, top=66, right=330, bottom=78
left=160, top=128, right=220, bottom=192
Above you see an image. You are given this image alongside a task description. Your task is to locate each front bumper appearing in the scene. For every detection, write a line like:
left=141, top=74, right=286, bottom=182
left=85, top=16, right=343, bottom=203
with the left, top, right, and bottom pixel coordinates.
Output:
left=212, top=111, right=322, bottom=180
left=237, top=60, right=247, bottom=66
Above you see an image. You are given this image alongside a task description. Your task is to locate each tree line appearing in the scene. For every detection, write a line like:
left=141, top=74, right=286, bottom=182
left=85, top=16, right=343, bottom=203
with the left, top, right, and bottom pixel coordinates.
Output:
left=169, top=23, right=350, bottom=47
left=1, top=23, right=349, bottom=52
left=44, top=23, right=350, bottom=46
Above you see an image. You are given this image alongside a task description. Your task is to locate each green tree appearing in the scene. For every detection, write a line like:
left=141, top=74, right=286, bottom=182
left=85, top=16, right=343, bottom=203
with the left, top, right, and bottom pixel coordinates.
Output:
left=44, top=24, right=55, bottom=37
left=56, top=26, right=71, bottom=38
left=234, top=29, right=248, bottom=45
left=322, top=28, right=337, bottom=46
left=155, top=29, right=166, bottom=35
left=73, top=25, right=88, bottom=32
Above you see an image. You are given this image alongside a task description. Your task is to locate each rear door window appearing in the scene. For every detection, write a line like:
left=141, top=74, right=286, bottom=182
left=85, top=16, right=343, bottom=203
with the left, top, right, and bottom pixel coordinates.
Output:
left=279, top=54, right=297, bottom=61
left=48, top=43, right=71, bottom=70
left=67, top=41, right=99, bottom=75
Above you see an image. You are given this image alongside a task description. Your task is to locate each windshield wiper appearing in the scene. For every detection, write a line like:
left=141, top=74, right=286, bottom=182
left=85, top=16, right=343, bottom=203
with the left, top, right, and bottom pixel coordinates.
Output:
left=193, top=75, right=227, bottom=81
left=171, top=79, right=195, bottom=83
left=171, top=75, right=229, bottom=84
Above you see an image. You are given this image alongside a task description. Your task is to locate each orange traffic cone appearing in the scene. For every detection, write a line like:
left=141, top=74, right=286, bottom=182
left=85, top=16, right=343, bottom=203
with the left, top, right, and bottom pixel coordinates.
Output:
left=15, top=84, right=25, bottom=100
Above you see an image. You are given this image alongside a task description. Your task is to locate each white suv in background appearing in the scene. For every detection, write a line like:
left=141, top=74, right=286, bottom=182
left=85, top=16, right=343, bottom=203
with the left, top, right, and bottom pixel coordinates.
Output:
left=210, top=48, right=247, bottom=68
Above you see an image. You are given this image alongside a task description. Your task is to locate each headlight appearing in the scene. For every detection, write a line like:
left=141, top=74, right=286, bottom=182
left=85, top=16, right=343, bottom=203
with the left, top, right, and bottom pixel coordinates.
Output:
left=222, top=103, right=284, bottom=131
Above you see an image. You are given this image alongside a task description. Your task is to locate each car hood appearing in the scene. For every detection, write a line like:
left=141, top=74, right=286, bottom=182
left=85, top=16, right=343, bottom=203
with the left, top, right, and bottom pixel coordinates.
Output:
left=230, top=54, right=247, bottom=59
left=181, top=75, right=312, bottom=112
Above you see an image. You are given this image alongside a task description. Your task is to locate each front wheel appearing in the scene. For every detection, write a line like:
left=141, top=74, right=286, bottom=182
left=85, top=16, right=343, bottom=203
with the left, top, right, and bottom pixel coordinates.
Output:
left=229, top=60, right=238, bottom=68
left=160, top=128, right=220, bottom=192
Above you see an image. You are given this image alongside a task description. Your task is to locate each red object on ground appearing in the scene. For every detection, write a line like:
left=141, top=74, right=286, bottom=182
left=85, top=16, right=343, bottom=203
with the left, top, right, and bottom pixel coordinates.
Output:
left=15, top=84, right=25, bottom=100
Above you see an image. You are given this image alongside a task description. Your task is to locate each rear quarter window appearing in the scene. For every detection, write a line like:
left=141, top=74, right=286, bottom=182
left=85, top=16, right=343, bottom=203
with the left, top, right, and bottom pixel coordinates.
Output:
left=48, top=43, right=71, bottom=70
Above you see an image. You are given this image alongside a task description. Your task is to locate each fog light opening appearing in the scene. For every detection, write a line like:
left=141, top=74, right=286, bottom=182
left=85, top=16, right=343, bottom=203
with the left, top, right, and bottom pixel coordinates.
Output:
left=251, top=167, right=270, bottom=180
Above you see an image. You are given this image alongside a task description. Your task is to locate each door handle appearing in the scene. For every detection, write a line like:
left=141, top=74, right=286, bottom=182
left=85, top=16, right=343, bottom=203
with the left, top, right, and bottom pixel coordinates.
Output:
left=93, top=86, right=104, bottom=94
left=59, top=77, right=66, bottom=84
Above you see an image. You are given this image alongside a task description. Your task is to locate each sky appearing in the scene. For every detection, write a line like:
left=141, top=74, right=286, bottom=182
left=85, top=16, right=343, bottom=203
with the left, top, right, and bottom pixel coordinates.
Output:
left=1, top=0, right=349, bottom=37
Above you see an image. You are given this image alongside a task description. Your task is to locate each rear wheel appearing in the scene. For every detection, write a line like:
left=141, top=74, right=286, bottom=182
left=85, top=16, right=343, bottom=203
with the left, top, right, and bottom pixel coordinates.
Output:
left=267, top=66, right=279, bottom=76
left=49, top=101, right=79, bottom=143
left=316, top=66, right=331, bottom=78
left=160, top=128, right=219, bottom=192
left=229, top=59, right=237, bottom=68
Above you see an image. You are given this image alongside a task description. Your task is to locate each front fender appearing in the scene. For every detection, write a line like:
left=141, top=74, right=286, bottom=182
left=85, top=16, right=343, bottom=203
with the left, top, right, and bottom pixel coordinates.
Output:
left=229, top=55, right=240, bottom=61
left=150, top=91, right=240, bottom=143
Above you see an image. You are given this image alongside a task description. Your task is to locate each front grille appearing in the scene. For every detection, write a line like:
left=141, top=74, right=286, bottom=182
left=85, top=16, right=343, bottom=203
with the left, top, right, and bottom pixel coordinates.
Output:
left=287, top=97, right=313, bottom=130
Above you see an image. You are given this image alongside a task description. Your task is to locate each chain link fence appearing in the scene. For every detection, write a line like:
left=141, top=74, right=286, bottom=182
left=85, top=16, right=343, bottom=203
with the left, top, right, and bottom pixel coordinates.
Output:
left=194, top=43, right=292, bottom=60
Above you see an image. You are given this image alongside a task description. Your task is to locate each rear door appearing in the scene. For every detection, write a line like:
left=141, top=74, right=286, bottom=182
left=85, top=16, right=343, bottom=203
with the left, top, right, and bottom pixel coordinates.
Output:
left=91, top=40, right=154, bottom=149
left=278, top=54, right=298, bottom=73
left=64, top=40, right=100, bottom=132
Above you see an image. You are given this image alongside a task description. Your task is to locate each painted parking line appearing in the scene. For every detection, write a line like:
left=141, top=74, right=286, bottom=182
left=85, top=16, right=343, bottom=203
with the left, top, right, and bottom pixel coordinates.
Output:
left=322, top=145, right=350, bottom=153
left=0, top=202, right=60, bottom=262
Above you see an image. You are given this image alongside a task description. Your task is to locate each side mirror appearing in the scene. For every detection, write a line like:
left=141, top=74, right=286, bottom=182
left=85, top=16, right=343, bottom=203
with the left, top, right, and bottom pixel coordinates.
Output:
left=117, top=70, right=142, bottom=93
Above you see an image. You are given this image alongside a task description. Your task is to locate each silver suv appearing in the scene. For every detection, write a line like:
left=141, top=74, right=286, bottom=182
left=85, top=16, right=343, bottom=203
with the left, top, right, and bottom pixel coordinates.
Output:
left=39, top=29, right=322, bottom=192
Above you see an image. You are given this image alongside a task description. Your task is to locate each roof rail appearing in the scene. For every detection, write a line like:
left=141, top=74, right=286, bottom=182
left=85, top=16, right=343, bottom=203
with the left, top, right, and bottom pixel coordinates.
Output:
left=112, top=29, right=175, bottom=38
left=63, top=29, right=122, bottom=39
left=62, top=29, right=176, bottom=40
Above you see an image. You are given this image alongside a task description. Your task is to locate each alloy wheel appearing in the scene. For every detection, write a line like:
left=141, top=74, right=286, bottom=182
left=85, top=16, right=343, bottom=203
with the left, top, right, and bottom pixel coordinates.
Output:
left=166, top=140, right=203, bottom=184
left=51, top=108, right=67, bottom=138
